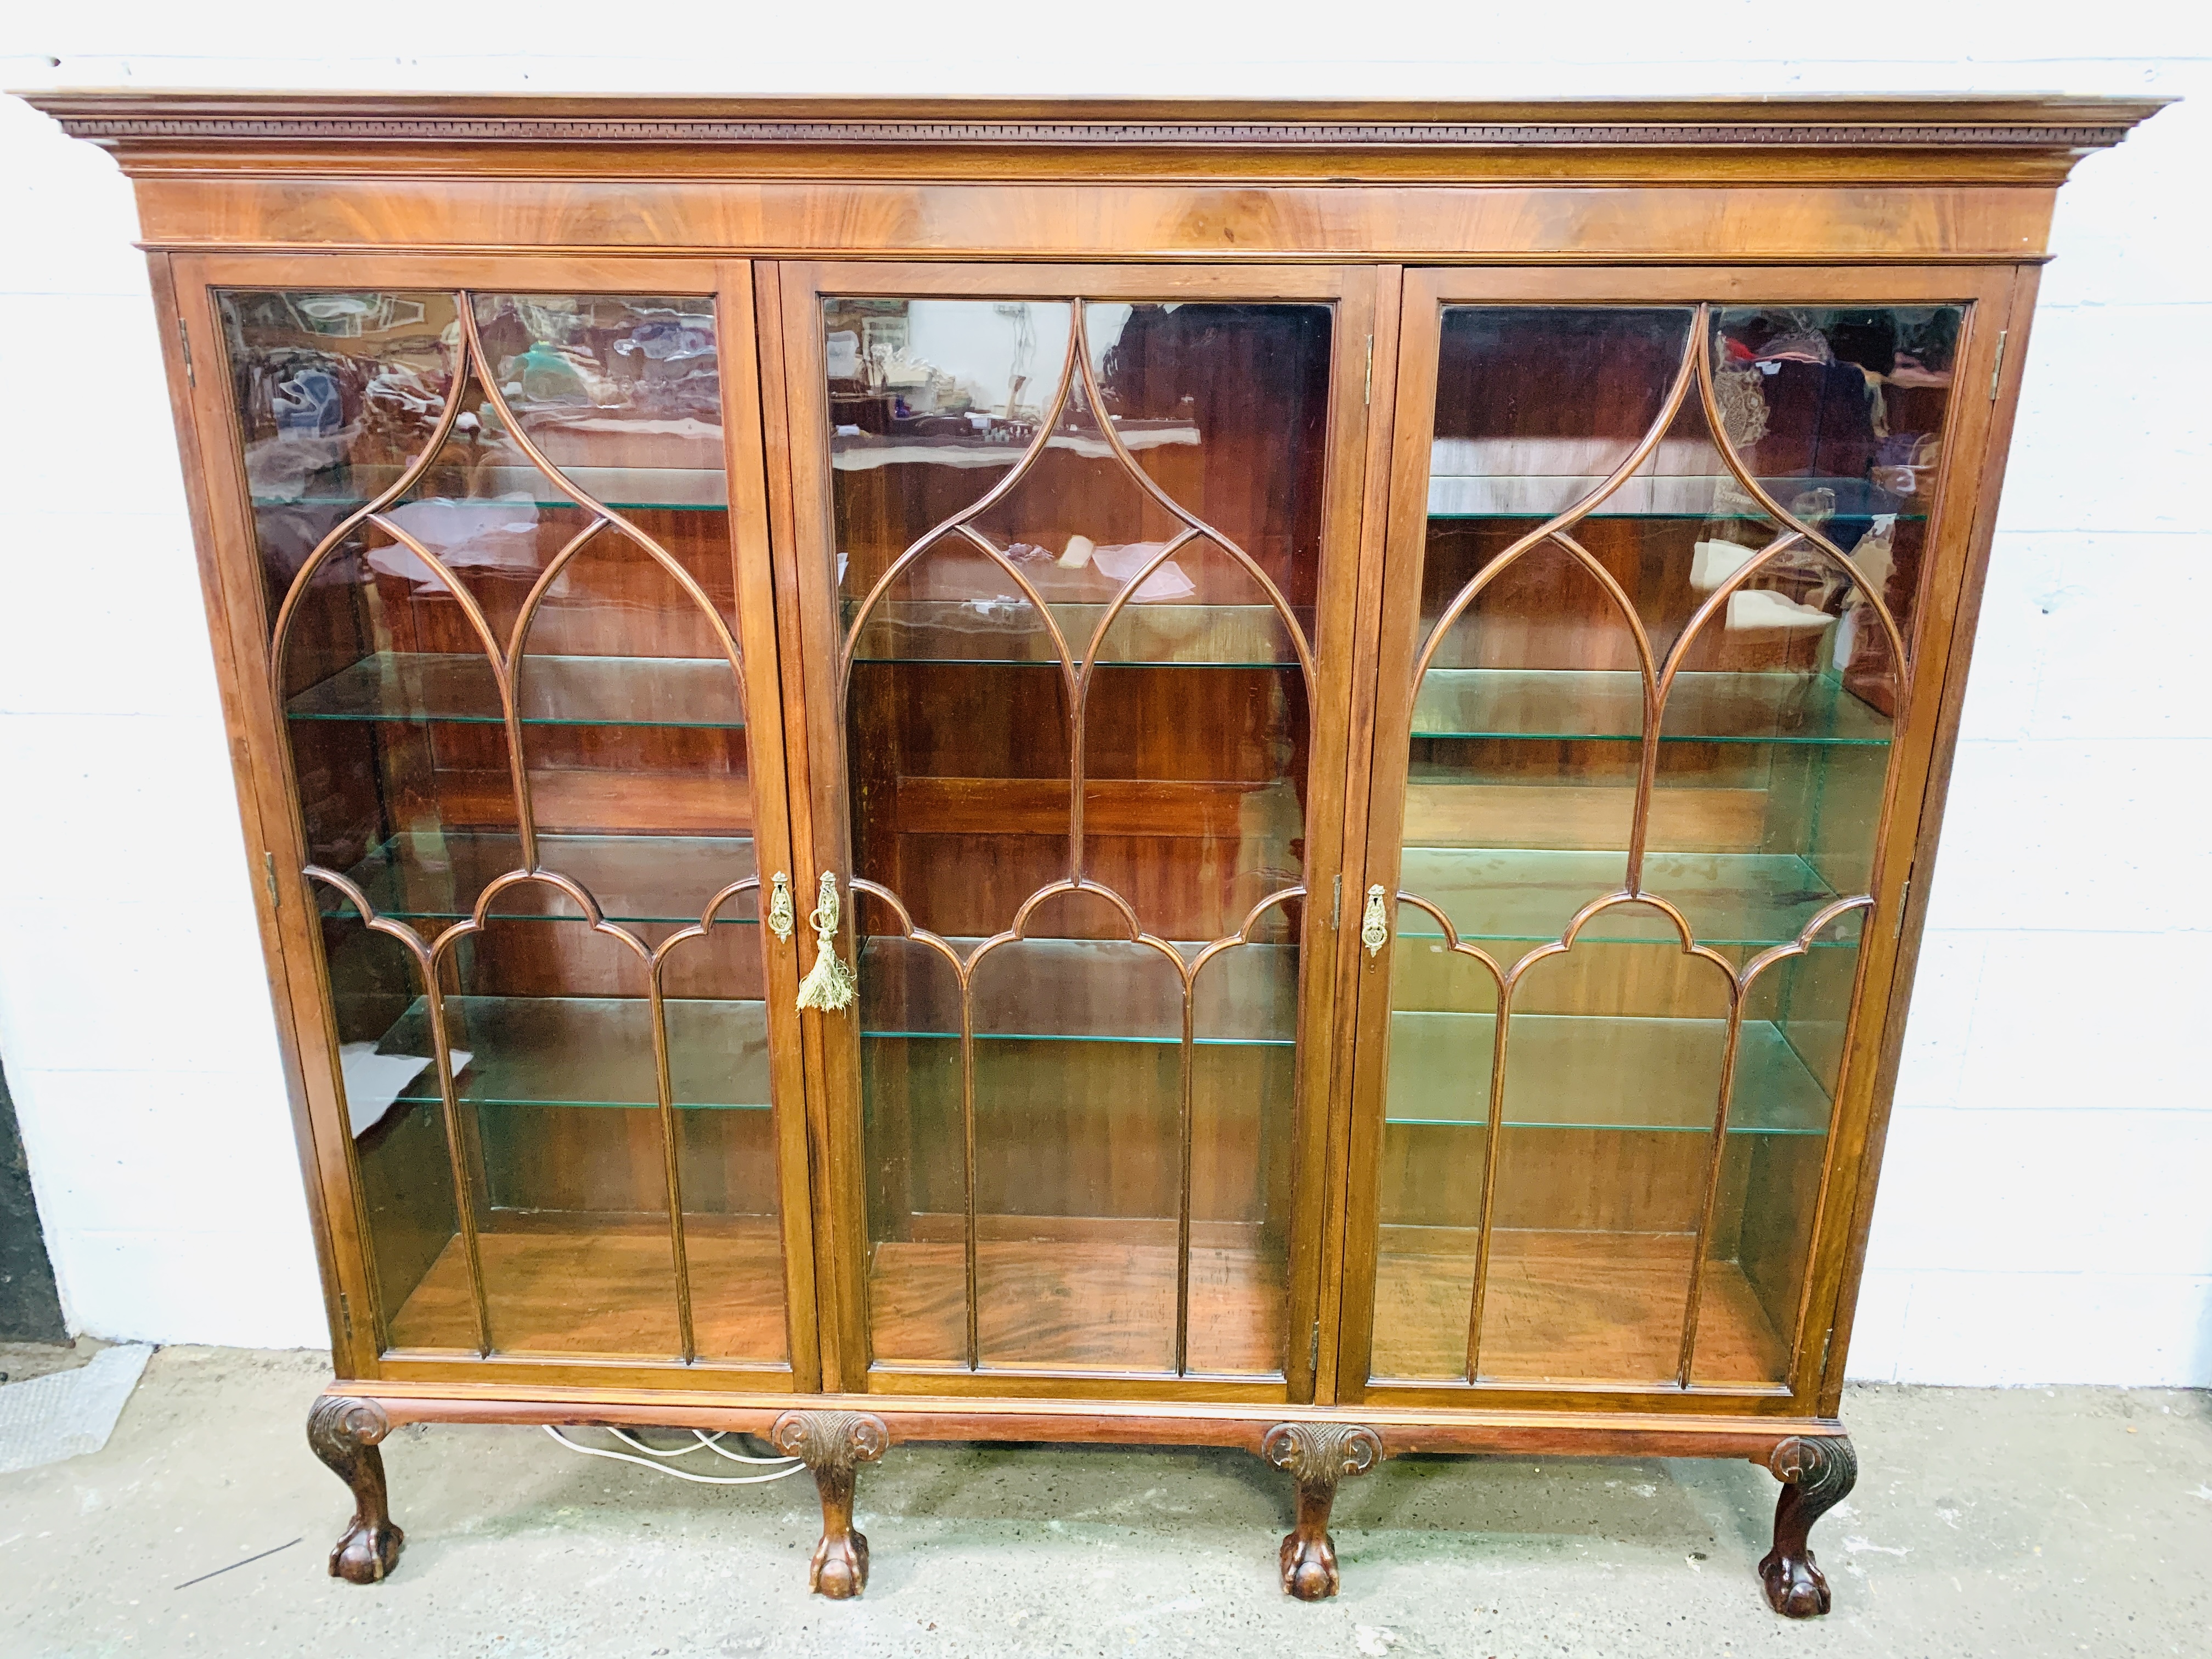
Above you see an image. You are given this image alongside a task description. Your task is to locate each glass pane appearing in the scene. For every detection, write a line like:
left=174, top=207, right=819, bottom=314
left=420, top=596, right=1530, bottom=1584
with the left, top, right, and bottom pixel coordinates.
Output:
left=1373, top=935, right=1499, bottom=1381
left=227, top=289, right=786, bottom=1364
left=1476, top=917, right=1733, bottom=1383
left=856, top=929, right=968, bottom=1367
left=314, top=891, right=470, bottom=1353
left=1374, top=303, right=1956, bottom=1388
left=661, top=885, right=787, bottom=1365
left=1692, top=906, right=1861, bottom=1384
left=435, top=895, right=680, bottom=1357
left=217, top=290, right=458, bottom=624
left=836, top=295, right=1331, bottom=1378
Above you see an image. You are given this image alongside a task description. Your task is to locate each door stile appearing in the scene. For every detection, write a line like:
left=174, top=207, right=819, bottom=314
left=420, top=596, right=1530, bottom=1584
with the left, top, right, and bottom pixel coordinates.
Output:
left=1336, top=266, right=2015, bottom=1414
left=716, top=259, right=822, bottom=1391
left=1313, top=264, right=1406, bottom=1406
left=760, top=259, right=876, bottom=1391
left=774, top=261, right=1373, bottom=1397
left=1334, top=276, right=1450, bottom=1401
left=1278, top=266, right=1381, bottom=1403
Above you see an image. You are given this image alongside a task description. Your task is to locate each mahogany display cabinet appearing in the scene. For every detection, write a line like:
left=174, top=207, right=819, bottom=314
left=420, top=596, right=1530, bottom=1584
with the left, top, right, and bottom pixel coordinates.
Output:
left=38, top=91, right=2160, bottom=1615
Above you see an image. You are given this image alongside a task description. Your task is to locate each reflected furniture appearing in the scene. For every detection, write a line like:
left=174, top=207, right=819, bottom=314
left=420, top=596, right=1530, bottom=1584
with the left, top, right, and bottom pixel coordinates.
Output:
left=40, top=92, right=2159, bottom=1616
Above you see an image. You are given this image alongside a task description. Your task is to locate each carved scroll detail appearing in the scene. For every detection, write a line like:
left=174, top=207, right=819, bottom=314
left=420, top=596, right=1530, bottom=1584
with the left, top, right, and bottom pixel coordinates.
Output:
left=306, top=1396, right=403, bottom=1584
left=1262, top=1422, right=1384, bottom=1599
left=1760, top=1434, right=1859, bottom=1617
left=771, top=1410, right=890, bottom=1598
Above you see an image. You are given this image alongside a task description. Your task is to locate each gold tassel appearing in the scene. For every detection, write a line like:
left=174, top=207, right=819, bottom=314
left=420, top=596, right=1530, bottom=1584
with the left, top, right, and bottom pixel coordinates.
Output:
left=795, top=872, right=857, bottom=1012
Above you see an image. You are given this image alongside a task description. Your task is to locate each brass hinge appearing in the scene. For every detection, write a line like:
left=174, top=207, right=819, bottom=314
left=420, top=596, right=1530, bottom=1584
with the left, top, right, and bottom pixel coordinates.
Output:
left=177, top=317, right=195, bottom=387
left=1331, top=873, right=1341, bottom=930
left=1308, top=1319, right=1321, bottom=1376
left=1363, top=335, right=1373, bottom=405
left=337, top=1292, right=354, bottom=1341
left=1989, top=330, right=2007, bottom=402
left=1893, top=874, right=1911, bottom=939
left=1819, top=1325, right=1834, bottom=1377
left=263, top=851, right=281, bottom=911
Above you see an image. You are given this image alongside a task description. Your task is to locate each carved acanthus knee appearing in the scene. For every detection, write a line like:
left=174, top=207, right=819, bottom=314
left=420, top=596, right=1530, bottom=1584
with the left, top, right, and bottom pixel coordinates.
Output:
left=771, top=1409, right=890, bottom=1599
left=307, top=1396, right=403, bottom=1584
left=1263, top=1421, right=1384, bottom=1600
left=1760, top=1433, right=1858, bottom=1617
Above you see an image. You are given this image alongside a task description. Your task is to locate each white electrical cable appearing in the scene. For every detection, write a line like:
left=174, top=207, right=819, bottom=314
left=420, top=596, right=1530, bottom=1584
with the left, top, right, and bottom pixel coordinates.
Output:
left=605, top=1426, right=796, bottom=1465
left=543, top=1425, right=808, bottom=1486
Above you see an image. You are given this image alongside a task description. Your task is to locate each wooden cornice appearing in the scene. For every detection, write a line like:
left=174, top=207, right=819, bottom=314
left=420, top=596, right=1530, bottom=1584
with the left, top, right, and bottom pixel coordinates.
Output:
left=20, top=91, right=2170, bottom=185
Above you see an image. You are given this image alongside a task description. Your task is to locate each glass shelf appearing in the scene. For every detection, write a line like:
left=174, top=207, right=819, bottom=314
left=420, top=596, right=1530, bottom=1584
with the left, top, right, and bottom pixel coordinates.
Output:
left=1396, top=848, right=1859, bottom=947
left=830, top=419, right=1200, bottom=471
left=848, top=601, right=1302, bottom=668
left=1384, top=1012, right=1831, bottom=1133
left=374, top=994, right=769, bottom=1110
left=287, top=652, right=744, bottom=729
left=1412, top=670, right=1889, bottom=747
left=856, top=935, right=1297, bottom=1045
left=1427, top=505, right=1928, bottom=523
left=326, top=831, right=757, bottom=925
left=253, top=464, right=729, bottom=512
left=1425, top=456, right=1923, bottom=522
left=862, top=1029, right=1293, bottom=1049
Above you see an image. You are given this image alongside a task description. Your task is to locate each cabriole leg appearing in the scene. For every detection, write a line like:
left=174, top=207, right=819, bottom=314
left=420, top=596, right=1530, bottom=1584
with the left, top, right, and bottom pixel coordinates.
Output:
left=771, top=1409, right=889, bottom=1598
left=306, top=1396, right=403, bottom=1584
left=1263, top=1423, right=1384, bottom=1600
left=1759, top=1434, right=1858, bottom=1617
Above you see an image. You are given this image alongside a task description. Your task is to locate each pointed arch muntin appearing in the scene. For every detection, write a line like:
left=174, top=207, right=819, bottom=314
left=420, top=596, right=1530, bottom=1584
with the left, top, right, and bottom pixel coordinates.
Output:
left=1404, top=312, right=1700, bottom=696
left=646, top=874, right=770, bottom=1364
left=1672, top=894, right=1874, bottom=1387
left=1691, top=322, right=1914, bottom=687
left=270, top=288, right=752, bottom=882
left=263, top=326, right=471, bottom=685
left=790, top=266, right=1372, bottom=1402
left=836, top=315, right=1087, bottom=703
left=1070, top=307, right=1321, bottom=695
left=1368, top=287, right=1958, bottom=1398
left=849, top=872, right=1311, bottom=1377
left=267, top=284, right=764, bottom=1367
left=816, top=286, right=1347, bottom=1379
left=1180, top=885, right=1311, bottom=1377
left=1452, top=892, right=1743, bottom=1383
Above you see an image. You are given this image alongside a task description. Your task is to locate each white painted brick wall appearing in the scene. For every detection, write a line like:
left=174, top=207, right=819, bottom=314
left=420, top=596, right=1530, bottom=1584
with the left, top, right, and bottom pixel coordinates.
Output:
left=2, top=5, right=2205, bottom=1380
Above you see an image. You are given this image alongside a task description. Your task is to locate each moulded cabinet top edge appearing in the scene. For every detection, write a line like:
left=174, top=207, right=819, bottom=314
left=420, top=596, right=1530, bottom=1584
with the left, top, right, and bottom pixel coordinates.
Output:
left=21, top=90, right=2170, bottom=190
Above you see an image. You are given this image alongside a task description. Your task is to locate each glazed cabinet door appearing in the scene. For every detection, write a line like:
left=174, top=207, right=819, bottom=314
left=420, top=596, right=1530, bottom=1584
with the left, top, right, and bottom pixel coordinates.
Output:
left=178, top=257, right=819, bottom=1388
left=769, top=264, right=1379, bottom=1398
left=1336, top=269, right=2016, bottom=1410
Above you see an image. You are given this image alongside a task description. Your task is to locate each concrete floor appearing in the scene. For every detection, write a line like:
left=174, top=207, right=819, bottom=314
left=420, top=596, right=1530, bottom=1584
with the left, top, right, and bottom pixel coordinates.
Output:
left=1, top=1348, right=2207, bottom=1658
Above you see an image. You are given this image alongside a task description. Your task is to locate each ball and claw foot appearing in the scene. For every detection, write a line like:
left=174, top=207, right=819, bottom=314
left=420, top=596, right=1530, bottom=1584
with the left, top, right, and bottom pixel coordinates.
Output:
left=1278, top=1526, right=1341, bottom=1601
left=1759, top=1434, right=1858, bottom=1618
left=307, top=1396, right=404, bottom=1585
left=1263, top=1423, right=1384, bottom=1601
left=811, top=1527, right=871, bottom=1599
left=772, top=1409, right=890, bottom=1599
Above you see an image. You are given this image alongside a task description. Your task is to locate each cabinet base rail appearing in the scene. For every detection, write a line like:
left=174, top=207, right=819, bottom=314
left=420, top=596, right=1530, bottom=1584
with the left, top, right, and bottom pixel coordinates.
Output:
left=309, top=1385, right=1854, bottom=1616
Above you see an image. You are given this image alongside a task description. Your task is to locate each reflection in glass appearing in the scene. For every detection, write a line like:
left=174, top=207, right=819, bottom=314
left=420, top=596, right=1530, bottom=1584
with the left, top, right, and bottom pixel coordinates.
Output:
left=1372, top=303, right=1957, bottom=1387
left=835, top=296, right=1331, bottom=1378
